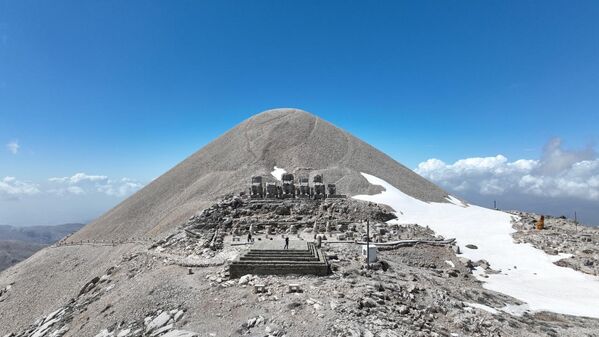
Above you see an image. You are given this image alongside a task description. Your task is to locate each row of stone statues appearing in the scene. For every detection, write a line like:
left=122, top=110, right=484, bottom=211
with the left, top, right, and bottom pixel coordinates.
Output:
left=250, top=174, right=343, bottom=199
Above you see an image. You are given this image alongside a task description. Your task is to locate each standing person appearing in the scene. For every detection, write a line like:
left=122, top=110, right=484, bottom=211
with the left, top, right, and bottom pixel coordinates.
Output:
left=284, top=236, right=289, bottom=250
left=247, top=232, right=252, bottom=243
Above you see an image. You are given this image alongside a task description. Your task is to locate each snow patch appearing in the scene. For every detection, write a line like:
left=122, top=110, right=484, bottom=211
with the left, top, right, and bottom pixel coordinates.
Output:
left=464, top=302, right=499, bottom=315
left=445, top=260, right=455, bottom=268
left=271, top=167, right=286, bottom=181
left=500, top=303, right=529, bottom=316
left=353, top=172, right=599, bottom=318
left=445, top=195, right=467, bottom=207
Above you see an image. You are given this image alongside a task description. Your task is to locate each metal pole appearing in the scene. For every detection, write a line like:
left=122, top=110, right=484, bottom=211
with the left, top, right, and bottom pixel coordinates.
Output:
left=366, top=219, right=370, bottom=269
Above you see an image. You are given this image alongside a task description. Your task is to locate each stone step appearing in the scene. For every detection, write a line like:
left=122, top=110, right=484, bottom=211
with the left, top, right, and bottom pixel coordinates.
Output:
left=246, top=251, right=316, bottom=256
left=244, top=255, right=315, bottom=259
left=229, top=242, right=329, bottom=278
left=229, top=263, right=329, bottom=278
left=244, top=252, right=315, bottom=257
left=239, top=256, right=319, bottom=261
left=247, top=250, right=312, bottom=254
left=233, top=260, right=326, bottom=265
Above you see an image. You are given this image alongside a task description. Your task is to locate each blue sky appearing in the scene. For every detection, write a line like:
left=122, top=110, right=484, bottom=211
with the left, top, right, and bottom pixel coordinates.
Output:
left=1, top=1, right=598, bottom=225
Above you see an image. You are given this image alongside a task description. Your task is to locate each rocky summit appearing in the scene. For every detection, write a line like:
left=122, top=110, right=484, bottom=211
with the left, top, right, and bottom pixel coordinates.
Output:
left=1, top=109, right=599, bottom=337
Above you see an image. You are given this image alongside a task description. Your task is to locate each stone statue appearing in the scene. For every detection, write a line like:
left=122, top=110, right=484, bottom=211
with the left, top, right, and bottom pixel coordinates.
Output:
left=250, top=176, right=264, bottom=198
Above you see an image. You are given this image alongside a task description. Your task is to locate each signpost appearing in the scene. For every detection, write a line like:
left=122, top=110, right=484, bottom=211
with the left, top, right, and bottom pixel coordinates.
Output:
left=366, top=219, right=370, bottom=269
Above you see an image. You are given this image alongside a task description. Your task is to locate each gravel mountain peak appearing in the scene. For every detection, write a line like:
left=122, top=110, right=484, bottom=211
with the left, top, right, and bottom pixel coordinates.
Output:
left=69, top=108, right=447, bottom=242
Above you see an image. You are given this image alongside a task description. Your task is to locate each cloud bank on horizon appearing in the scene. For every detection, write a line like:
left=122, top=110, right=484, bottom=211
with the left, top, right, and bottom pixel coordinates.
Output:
left=0, top=176, right=40, bottom=199
left=0, top=173, right=145, bottom=226
left=416, top=138, right=599, bottom=224
left=0, top=173, right=143, bottom=200
left=47, top=173, right=143, bottom=197
left=416, top=138, right=598, bottom=202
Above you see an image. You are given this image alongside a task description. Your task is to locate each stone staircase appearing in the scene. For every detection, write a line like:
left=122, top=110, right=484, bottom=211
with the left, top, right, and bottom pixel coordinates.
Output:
left=229, top=242, right=329, bottom=278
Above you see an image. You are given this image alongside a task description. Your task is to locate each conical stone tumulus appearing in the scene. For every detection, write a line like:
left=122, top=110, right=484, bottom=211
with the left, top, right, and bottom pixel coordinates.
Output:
left=70, top=108, right=448, bottom=242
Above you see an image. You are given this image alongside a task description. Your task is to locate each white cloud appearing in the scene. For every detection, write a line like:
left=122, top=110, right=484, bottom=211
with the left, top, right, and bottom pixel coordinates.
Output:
left=67, top=186, right=86, bottom=195
left=416, top=138, right=599, bottom=202
left=48, top=172, right=143, bottom=197
left=538, top=138, right=595, bottom=175
left=49, top=172, right=108, bottom=184
left=6, top=140, right=19, bottom=154
left=97, top=180, right=144, bottom=197
left=0, top=176, right=40, bottom=199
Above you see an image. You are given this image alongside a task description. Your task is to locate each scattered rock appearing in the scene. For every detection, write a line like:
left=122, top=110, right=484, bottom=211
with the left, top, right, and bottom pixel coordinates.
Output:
left=238, top=274, right=252, bottom=285
left=162, top=331, right=199, bottom=337
left=146, top=312, right=171, bottom=332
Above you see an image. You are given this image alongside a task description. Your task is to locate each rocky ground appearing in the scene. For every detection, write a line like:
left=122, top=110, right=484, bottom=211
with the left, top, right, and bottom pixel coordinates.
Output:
left=3, top=197, right=599, bottom=337
left=6, top=237, right=599, bottom=337
left=510, top=211, right=599, bottom=276
left=164, top=193, right=398, bottom=256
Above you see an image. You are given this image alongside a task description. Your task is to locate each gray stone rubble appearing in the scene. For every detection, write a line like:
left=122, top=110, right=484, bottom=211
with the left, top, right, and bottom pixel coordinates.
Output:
left=510, top=211, right=599, bottom=276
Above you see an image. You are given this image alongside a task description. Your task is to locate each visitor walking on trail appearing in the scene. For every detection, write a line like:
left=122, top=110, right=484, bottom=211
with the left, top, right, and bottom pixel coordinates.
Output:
left=247, top=232, right=252, bottom=243
left=284, top=236, right=289, bottom=249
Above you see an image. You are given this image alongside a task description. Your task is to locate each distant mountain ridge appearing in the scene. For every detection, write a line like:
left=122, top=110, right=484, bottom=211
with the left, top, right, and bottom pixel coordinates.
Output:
left=0, top=223, right=84, bottom=271
left=0, top=223, right=84, bottom=244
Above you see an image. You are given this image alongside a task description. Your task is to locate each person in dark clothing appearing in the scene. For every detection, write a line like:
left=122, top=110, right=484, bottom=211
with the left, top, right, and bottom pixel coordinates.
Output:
left=284, top=237, right=289, bottom=249
left=247, top=232, right=252, bottom=242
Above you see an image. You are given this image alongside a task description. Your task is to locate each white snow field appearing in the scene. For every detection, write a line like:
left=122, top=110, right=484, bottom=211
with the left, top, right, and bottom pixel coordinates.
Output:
left=354, top=173, right=599, bottom=318
left=271, top=166, right=286, bottom=181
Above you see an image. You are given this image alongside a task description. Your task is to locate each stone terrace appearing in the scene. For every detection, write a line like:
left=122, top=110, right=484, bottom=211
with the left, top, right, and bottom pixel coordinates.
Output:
left=229, top=242, right=329, bottom=278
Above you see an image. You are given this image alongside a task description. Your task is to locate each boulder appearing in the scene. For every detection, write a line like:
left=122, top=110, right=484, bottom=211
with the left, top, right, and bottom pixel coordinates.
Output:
left=146, top=312, right=171, bottom=332
left=360, top=298, right=377, bottom=308
left=162, top=331, right=199, bottom=337
left=274, top=206, right=291, bottom=216
left=238, top=274, right=252, bottom=285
